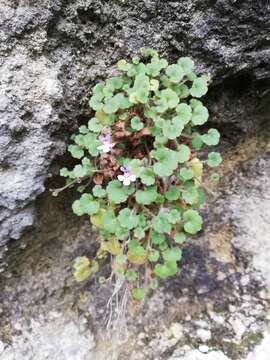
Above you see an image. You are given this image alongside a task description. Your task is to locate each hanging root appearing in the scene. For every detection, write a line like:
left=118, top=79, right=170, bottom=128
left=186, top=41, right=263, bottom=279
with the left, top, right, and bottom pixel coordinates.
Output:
left=103, top=274, right=130, bottom=344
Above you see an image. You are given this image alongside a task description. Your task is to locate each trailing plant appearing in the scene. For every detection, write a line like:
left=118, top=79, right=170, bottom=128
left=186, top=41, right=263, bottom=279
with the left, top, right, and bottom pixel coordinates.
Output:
left=54, top=48, right=222, bottom=302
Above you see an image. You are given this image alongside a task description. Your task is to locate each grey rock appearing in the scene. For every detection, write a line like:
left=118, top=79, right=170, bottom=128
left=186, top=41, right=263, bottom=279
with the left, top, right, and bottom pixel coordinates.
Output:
left=0, top=312, right=95, bottom=360
left=197, top=328, right=212, bottom=342
left=229, top=152, right=270, bottom=288
left=169, top=349, right=230, bottom=360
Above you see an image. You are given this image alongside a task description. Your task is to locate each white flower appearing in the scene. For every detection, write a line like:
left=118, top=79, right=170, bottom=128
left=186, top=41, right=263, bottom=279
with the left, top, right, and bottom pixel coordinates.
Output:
left=97, top=133, right=114, bottom=153
left=97, top=142, right=114, bottom=153
left=117, top=166, right=136, bottom=186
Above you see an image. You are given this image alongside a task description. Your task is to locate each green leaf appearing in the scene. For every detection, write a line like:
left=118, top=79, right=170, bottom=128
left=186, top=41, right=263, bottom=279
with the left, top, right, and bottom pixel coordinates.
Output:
left=115, top=226, right=130, bottom=240
left=96, top=111, right=116, bottom=126
left=106, top=238, right=122, bottom=255
left=201, top=128, right=220, bottom=146
left=130, top=74, right=150, bottom=104
left=178, top=57, right=194, bottom=74
left=154, top=261, right=177, bottom=279
left=73, top=164, right=86, bottom=178
left=192, top=105, right=209, bottom=126
left=163, top=247, right=182, bottom=262
left=177, top=144, right=191, bottom=163
left=115, top=254, right=127, bottom=265
left=79, top=125, right=89, bottom=134
left=140, top=167, right=155, bottom=186
left=131, top=116, right=144, bottom=131
left=149, top=278, right=159, bottom=289
left=73, top=261, right=98, bottom=282
left=190, top=77, right=208, bottom=98
left=140, top=47, right=158, bottom=58
left=73, top=256, right=91, bottom=282
left=165, top=187, right=180, bottom=201
left=72, top=194, right=99, bottom=216
left=211, top=173, right=220, bottom=182
left=165, top=64, right=184, bottom=83
left=108, top=76, right=123, bottom=90
left=84, top=133, right=101, bottom=156
left=132, top=288, right=145, bottom=301
left=182, top=183, right=199, bottom=204
left=90, top=208, right=105, bottom=228
left=151, top=231, right=165, bottom=245
left=92, top=83, right=105, bottom=101
left=135, top=186, right=158, bottom=205
left=174, top=232, right=186, bottom=244
left=114, top=93, right=131, bottom=109
left=128, top=239, right=140, bottom=249
left=88, top=118, right=103, bottom=132
left=89, top=95, right=103, bottom=111
left=193, top=188, right=205, bottom=209
left=128, top=245, right=148, bottom=265
left=102, top=209, right=118, bottom=233
left=207, top=152, right=222, bottom=167
left=118, top=208, right=139, bottom=229
left=162, top=116, right=185, bottom=139
left=60, top=167, right=70, bottom=177
left=167, top=209, right=181, bottom=224
left=106, top=180, right=134, bottom=204
left=159, top=242, right=168, bottom=251
left=159, top=88, right=179, bottom=109
left=103, top=96, right=119, bottom=114
left=126, top=270, right=137, bottom=282
left=68, top=145, right=84, bottom=159
left=153, top=213, right=172, bottom=234
left=150, top=79, right=159, bottom=91
left=117, top=59, right=131, bottom=71
left=129, top=159, right=143, bottom=177
left=152, top=148, right=179, bottom=176
left=92, top=185, right=106, bottom=198
left=134, top=227, right=145, bottom=239
left=128, top=63, right=146, bottom=78
left=183, top=209, right=203, bottom=234
left=176, top=103, right=192, bottom=124
left=192, top=133, right=203, bottom=150
left=132, top=56, right=140, bottom=64
left=148, top=249, right=160, bottom=262
left=179, top=167, right=194, bottom=181
left=155, top=88, right=179, bottom=112
left=146, top=58, right=161, bottom=77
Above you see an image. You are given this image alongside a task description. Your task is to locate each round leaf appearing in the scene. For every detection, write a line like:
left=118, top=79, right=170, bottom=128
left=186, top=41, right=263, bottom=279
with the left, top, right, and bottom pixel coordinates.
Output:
left=192, top=105, right=209, bottom=126
left=207, top=152, right=222, bottom=167
left=118, top=208, right=139, bottom=229
left=190, top=77, right=208, bottom=98
left=163, top=247, right=182, bottom=262
left=201, top=128, right=220, bottom=146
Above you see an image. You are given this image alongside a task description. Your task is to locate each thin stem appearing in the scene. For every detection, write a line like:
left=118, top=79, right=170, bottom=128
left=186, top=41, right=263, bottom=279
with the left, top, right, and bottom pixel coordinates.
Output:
left=50, top=178, right=79, bottom=194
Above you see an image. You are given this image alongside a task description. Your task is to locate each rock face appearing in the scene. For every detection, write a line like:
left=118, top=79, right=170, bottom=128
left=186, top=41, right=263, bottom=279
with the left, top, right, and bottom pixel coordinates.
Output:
left=0, top=0, right=269, bottom=259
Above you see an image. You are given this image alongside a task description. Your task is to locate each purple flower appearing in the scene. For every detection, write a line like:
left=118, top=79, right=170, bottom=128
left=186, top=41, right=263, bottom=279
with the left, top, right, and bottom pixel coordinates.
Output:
left=117, top=166, right=136, bottom=186
left=97, top=133, right=114, bottom=153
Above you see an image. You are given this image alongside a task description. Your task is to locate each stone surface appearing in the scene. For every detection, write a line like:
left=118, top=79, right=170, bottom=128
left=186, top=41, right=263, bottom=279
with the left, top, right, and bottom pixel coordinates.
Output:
left=0, top=312, right=95, bottom=360
left=0, top=0, right=270, bottom=260
left=170, top=349, right=230, bottom=360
